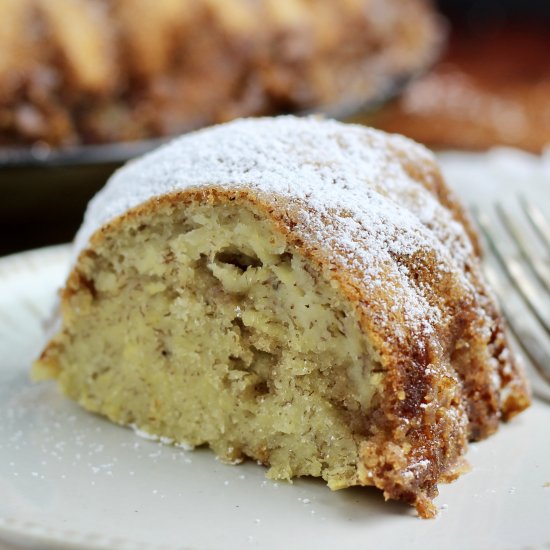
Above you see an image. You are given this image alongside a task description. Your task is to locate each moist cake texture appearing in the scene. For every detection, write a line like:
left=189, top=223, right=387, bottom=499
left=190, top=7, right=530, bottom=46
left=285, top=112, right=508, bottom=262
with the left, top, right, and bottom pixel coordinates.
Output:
left=34, top=117, right=530, bottom=517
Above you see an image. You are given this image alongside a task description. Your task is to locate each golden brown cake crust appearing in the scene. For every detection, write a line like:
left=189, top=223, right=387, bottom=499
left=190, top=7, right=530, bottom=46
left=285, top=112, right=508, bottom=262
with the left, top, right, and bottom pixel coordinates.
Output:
left=37, top=117, right=530, bottom=517
left=0, top=0, right=441, bottom=147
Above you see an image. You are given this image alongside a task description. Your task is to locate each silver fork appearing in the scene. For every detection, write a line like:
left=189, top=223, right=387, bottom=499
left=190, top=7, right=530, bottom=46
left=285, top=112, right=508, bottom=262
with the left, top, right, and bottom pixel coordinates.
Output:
left=472, top=197, right=550, bottom=401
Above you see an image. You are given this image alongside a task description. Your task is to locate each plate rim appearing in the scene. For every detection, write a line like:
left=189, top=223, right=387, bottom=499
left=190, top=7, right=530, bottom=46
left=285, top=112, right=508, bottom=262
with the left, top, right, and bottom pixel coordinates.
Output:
left=0, top=244, right=71, bottom=279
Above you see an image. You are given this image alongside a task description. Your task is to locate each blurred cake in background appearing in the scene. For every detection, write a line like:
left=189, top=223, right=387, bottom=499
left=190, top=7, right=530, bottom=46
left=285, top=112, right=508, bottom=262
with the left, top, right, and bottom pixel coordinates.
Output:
left=367, top=2, right=550, bottom=153
left=0, top=0, right=441, bottom=148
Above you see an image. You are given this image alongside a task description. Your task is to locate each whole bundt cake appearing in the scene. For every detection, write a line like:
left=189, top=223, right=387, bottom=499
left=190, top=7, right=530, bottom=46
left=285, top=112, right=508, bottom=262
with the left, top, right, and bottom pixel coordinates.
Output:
left=33, top=117, right=530, bottom=517
left=0, top=0, right=441, bottom=147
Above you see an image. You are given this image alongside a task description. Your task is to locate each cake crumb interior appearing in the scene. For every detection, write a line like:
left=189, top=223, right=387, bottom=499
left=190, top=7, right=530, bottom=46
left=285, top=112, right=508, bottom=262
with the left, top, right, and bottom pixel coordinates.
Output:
left=48, top=203, right=385, bottom=488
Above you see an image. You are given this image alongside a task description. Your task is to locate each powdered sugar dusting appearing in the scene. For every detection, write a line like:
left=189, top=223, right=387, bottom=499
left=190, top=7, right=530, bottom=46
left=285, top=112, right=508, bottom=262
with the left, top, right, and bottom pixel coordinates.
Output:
left=73, top=116, right=475, bottom=342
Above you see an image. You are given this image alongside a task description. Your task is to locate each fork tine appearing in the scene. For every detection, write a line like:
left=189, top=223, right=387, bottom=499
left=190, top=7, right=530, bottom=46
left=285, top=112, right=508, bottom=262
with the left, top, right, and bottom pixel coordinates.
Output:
left=474, top=210, right=550, bottom=337
left=507, top=321, right=550, bottom=387
left=496, top=203, right=550, bottom=293
left=521, top=197, right=550, bottom=253
left=474, top=223, right=550, bottom=388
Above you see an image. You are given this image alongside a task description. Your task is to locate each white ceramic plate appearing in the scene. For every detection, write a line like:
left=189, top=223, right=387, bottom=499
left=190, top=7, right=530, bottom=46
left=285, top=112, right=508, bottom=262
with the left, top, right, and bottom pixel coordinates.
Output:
left=1, top=151, right=550, bottom=550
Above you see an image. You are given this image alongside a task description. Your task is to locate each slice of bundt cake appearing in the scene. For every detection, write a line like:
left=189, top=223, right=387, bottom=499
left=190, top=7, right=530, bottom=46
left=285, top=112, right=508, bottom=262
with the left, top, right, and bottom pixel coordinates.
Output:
left=33, top=117, right=530, bottom=517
